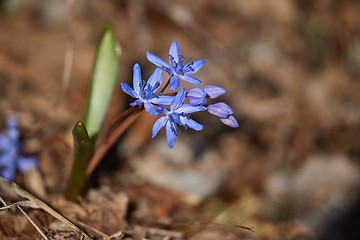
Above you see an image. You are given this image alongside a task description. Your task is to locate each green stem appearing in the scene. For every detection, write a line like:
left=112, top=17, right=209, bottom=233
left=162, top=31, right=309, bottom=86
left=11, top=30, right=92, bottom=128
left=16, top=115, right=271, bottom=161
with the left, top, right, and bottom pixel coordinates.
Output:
left=65, top=121, right=94, bottom=202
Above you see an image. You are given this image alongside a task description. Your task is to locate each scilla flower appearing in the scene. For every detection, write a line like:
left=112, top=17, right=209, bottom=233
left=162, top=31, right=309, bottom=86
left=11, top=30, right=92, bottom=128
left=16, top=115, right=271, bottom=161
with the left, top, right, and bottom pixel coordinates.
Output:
left=186, top=86, right=238, bottom=128
left=121, top=63, right=173, bottom=116
left=146, top=41, right=206, bottom=91
left=207, top=102, right=239, bottom=128
left=0, top=118, right=38, bottom=181
left=187, top=85, right=226, bottom=106
left=152, top=88, right=206, bottom=148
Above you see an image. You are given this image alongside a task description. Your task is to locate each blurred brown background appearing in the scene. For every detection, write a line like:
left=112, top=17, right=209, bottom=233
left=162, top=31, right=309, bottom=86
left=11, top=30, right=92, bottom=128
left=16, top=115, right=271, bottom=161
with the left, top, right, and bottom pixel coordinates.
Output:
left=1, top=0, right=360, bottom=239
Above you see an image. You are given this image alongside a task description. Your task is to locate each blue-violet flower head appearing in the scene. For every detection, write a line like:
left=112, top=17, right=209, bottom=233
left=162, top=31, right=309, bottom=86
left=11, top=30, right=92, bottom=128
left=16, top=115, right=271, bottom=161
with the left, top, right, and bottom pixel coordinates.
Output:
left=121, top=63, right=173, bottom=116
left=152, top=88, right=206, bottom=148
left=187, top=85, right=226, bottom=106
left=207, top=102, right=239, bottom=128
left=146, top=41, right=206, bottom=92
left=0, top=118, right=38, bottom=181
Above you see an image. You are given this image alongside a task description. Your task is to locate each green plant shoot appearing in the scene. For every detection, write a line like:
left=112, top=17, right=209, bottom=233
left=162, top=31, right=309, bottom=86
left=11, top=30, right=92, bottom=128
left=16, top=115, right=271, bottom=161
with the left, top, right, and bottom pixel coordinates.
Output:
left=65, top=121, right=94, bottom=202
left=82, top=25, right=121, bottom=143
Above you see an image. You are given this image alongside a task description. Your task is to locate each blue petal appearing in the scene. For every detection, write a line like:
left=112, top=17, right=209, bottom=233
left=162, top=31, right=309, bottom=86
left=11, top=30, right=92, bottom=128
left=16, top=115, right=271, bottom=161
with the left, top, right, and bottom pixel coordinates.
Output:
left=7, top=118, right=19, bottom=143
left=186, top=60, right=206, bottom=74
left=216, top=102, right=234, bottom=114
left=144, top=102, right=159, bottom=116
left=187, top=88, right=206, bottom=106
left=204, top=85, right=226, bottom=98
left=130, top=99, right=143, bottom=108
left=169, top=75, right=181, bottom=92
left=146, top=52, right=172, bottom=74
left=1, top=166, right=15, bottom=181
left=171, top=88, right=186, bottom=111
left=0, top=135, right=9, bottom=150
left=151, top=95, right=174, bottom=105
left=177, top=104, right=206, bottom=114
left=182, top=74, right=202, bottom=85
left=133, top=63, right=142, bottom=94
left=121, top=83, right=138, bottom=99
left=17, top=156, right=38, bottom=173
left=147, top=68, right=163, bottom=90
left=180, top=116, right=203, bottom=131
left=152, top=116, right=167, bottom=138
left=220, top=115, right=239, bottom=128
left=207, top=102, right=234, bottom=118
left=207, top=104, right=230, bottom=118
left=166, top=121, right=177, bottom=148
left=169, top=41, right=181, bottom=64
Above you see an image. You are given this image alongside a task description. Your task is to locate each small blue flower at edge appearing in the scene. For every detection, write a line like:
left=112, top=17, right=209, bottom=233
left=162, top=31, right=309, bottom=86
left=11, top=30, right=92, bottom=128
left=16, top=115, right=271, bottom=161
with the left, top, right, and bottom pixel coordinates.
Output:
left=0, top=118, right=38, bottom=181
left=146, top=41, right=206, bottom=92
left=121, top=63, right=173, bottom=116
left=152, top=88, right=206, bottom=148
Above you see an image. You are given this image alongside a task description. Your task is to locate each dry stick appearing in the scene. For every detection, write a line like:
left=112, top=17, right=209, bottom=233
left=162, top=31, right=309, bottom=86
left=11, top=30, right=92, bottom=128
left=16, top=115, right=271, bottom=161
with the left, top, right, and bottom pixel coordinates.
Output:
left=190, top=222, right=254, bottom=232
left=0, top=196, right=49, bottom=240
left=76, top=220, right=109, bottom=238
left=86, top=110, right=143, bottom=177
left=0, top=178, right=93, bottom=240
left=16, top=205, right=50, bottom=240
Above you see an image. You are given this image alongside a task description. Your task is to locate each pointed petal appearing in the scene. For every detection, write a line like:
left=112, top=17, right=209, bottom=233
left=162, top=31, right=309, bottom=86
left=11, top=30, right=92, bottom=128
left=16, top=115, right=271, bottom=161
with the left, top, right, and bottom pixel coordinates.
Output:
left=171, top=88, right=186, bottom=110
left=180, top=116, right=203, bottom=131
left=144, top=102, right=159, bottom=116
left=220, top=115, right=239, bottom=128
left=147, top=68, right=163, bottom=90
left=169, top=75, right=181, bottom=91
left=169, top=41, right=181, bottom=63
left=152, top=116, right=167, bottom=138
left=121, top=82, right=138, bottom=99
left=204, top=85, right=226, bottom=98
left=177, top=104, right=206, bottom=114
left=182, top=74, right=202, bottom=85
left=121, top=84, right=138, bottom=100
left=186, top=60, right=206, bottom=74
left=151, top=95, right=174, bottom=105
left=130, top=99, right=143, bottom=108
left=146, top=52, right=172, bottom=73
left=166, top=121, right=178, bottom=148
left=133, top=63, right=142, bottom=94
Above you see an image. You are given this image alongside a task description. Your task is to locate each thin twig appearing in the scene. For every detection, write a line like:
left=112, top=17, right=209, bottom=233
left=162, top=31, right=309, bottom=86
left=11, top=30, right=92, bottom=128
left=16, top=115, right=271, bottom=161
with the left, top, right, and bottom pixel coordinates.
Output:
left=16, top=205, right=50, bottom=240
left=0, top=177, right=93, bottom=240
left=0, top=196, right=49, bottom=239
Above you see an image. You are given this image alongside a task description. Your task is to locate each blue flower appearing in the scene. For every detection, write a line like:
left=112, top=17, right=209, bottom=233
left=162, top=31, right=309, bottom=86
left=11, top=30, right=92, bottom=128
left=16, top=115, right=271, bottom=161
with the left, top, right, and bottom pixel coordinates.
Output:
left=186, top=86, right=238, bottom=128
left=152, top=88, right=206, bottom=148
left=187, top=85, right=226, bottom=106
left=146, top=41, right=206, bottom=92
left=207, top=102, right=239, bottom=128
left=121, top=63, right=173, bottom=116
left=0, top=118, right=38, bottom=181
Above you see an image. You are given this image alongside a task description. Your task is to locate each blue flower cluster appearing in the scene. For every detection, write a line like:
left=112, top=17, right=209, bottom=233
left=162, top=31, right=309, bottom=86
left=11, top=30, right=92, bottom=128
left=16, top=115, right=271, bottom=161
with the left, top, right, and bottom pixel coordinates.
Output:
left=0, top=118, right=38, bottom=180
left=121, top=41, right=238, bottom=148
